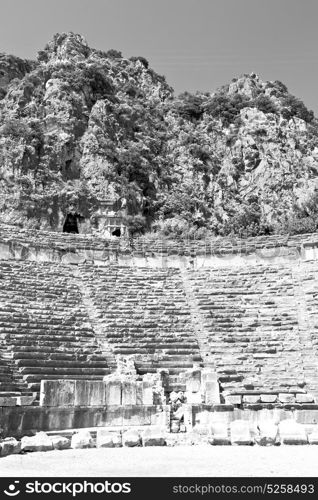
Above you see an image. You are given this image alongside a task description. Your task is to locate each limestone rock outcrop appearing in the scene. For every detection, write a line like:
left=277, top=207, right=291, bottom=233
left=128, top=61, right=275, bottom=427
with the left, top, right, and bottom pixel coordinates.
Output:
left=0, top=34, right=318, bottom=237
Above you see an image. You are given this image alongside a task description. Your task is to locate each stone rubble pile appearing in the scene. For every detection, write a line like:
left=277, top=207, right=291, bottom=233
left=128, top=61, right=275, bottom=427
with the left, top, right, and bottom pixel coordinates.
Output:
left=2, top=417, right=318, bottom=458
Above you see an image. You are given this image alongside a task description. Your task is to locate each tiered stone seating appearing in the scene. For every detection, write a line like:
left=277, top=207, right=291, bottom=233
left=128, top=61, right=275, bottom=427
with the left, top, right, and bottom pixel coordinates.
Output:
left=186, top=264, right=312, bottom=398
left=79, top=265, right=202, bottom=374
left=293, top=260, right=318, bottom=398
left=0, top=261, right=110, bottom=393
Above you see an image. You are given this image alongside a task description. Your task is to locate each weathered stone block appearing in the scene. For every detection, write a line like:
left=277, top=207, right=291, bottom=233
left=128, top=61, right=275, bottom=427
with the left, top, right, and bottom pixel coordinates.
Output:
left=51, top=436, right=71, bottom=450
left=255, top=421, right=279, bottom=446
left=123, top=405, right=151, bottom=426
left=71, top=430, right=94, bottom=449
left=201, top=369, right=218, bottom=385
left=16, top=395, right=36, bottom=406
left=150, top=405, right=170, bottom=429
left=209, top=422, right=230, bottom=445
left=192, top=423, right=209, bottom=437
left=96, top=430, right=122, bottom=448
left=0, top=397, right=17, bottom=406
left=142, top=381, right=153, bottom=405
left=225, top=395, right=242, bottom=405
left=61, top=253, right=85, bottom=264
left=40, top=380, right=75, bottom=407
left=122, top=430, right=141, bottom=447
left=279, top=393, right=295, bottom=404
left=0, top=437, right=21, bottom=456
left=185, top=369, right=201, bottom=393
left=122, top=381, right=137, bottom=405
left=74, top=381, right=106, bottom=406
left=308, top=428, right=318, bottom=444
left=205, top=380, right=220, bottom=405
left=260, top=394, right=277, bottom=403
left=142, top=427, right=166, bottom=446
left=0, top=242, right=12, bottom=259
left=295, top=393, right=315, bottom=403
left=243, top=395, right=260, bottom=404
left=183, top=404, right=193, bottom=431
left=230, top=420, right=253, bottom=445
left=279, top=419, right=308, bottom=445
left=105, top=379, right=122, bottom=406
left=136, top=382, right=143, bottom=405
left=21, top=432, right=53, bottom=452
left=185, top=391, right=202, bottom=404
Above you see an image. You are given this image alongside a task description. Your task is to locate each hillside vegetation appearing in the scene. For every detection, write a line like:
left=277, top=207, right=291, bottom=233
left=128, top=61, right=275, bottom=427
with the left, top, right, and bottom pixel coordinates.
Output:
left=1, top=32, right=318, bottom=238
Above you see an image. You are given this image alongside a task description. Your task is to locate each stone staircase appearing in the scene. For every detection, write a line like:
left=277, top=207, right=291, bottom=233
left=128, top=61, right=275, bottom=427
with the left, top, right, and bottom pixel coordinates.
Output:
left=180, top=267, right=214, bottom=368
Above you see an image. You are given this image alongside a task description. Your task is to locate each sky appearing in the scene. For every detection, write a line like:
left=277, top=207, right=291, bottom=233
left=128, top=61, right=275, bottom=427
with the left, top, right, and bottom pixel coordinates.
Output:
left=1, top=0, right=318, bottom=113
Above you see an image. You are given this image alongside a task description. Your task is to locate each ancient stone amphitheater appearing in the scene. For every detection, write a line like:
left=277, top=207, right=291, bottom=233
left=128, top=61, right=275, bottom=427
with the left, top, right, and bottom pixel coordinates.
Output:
left=1, top=224, right=318, bottom=451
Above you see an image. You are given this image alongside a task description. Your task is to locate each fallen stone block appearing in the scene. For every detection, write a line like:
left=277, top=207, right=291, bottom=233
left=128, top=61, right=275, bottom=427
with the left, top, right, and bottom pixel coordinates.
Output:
left=193, top=424, right=209, bottom=436
left=279, top=419, right=308, bottom=445
left=230, top=420, right=253, bottom=445
left=21, top=432, right=53, bottom=452
left=142, top=428, right=166, bottom=447
left=71, top=430, right=95, bottom=449
left=96, top=430, right=122, bottom=448
left=51, top=436, right=71, bottom=450
left=0, top=438, right=21, bottom=457
left=255, top=421, right=279, bottom=446
left=209, top=423, right=230, bottom=445
left=122, top=430, right=141, bottom=447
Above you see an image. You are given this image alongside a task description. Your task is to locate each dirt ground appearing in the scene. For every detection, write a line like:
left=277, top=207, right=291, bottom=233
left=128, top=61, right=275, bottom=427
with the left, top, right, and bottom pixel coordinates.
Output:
left=0, top=445, right=318, bottom=477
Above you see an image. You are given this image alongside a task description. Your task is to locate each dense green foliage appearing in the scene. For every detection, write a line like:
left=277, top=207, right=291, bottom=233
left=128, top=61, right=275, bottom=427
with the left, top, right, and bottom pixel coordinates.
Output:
left=0, top=32, right=318, bottom=237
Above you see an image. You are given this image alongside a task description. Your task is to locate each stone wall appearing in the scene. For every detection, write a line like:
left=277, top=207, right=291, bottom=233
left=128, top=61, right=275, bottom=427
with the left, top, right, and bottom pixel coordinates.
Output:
left=0, top=405, right=169, bottom=439
left=0, top=261, right=110, bottom=395
left=1, top=223, right=318, bottom=268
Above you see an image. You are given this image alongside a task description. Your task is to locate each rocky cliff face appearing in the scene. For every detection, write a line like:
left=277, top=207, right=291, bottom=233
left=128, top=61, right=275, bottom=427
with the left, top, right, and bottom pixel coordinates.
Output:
left=0, top=33, right=318, bottom=237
